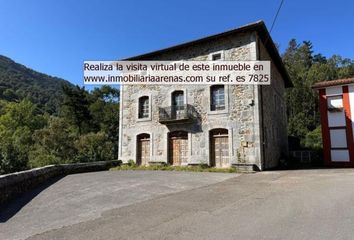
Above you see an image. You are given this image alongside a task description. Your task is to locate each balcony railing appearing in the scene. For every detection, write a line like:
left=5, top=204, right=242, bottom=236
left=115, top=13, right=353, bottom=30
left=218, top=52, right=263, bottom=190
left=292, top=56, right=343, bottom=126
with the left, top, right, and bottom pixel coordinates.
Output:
left=159, top=104, right=197, bottom=124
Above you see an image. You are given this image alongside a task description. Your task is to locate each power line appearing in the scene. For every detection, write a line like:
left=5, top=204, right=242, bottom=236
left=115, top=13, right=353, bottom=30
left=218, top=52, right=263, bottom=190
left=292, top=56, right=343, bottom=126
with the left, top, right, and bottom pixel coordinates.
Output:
left=270, top=0, right=285, bottom=33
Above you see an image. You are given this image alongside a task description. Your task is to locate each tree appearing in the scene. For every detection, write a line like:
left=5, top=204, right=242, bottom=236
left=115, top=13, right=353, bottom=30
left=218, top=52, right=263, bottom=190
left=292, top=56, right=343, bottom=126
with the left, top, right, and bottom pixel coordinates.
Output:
left=2, top=89, right=18, bottom=101
left=29, top=116, right=77, bottom=167
left=91, top=85, right=119, bottom=102
left=74, top=131, right=114, bottom=162
left=0, top=100, right=44, bottom=174
left=61, top=84, right=92, bottom=134
left=283, top=40, right=316, bottom=139
left=89, top=86, right=120, bottom=158
left=283, top=39, right=354, bottom=147
left=304, top=126, right=322, bottom=150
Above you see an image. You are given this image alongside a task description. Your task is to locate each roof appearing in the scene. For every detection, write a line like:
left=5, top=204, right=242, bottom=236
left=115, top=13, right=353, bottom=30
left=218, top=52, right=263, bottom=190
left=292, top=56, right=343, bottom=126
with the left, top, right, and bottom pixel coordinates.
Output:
left=312, top=77, right=354, bottom=89
left=123, top=20, right=293, bottom=88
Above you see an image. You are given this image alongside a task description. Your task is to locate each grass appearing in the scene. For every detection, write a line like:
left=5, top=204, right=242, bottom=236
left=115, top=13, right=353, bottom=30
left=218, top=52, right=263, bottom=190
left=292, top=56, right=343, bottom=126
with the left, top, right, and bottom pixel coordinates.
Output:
left=110, top=163, right=238, bottom=173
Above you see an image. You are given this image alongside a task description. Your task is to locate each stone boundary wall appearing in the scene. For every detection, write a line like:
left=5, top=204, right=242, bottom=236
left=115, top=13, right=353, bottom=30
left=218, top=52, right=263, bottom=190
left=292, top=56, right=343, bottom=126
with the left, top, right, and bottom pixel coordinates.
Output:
left=0, top=160, right=120, bottom=206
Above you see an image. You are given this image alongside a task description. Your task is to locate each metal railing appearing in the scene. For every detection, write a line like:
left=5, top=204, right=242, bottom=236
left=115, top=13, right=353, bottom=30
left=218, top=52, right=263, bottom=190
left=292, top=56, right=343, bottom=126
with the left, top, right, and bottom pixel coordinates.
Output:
left=290, top=151, right=319, bottom=163
left=159, top=104, right=197, bottom=123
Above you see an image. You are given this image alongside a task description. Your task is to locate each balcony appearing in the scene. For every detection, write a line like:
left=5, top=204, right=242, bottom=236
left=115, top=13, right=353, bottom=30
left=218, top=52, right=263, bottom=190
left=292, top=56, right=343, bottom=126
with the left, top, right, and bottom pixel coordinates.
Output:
left=159, top=104, right=197, bottom=124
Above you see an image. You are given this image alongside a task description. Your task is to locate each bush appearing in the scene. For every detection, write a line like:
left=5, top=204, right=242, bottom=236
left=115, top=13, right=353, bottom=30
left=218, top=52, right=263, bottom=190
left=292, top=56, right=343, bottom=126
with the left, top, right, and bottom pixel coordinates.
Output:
left=28, top=116, right=76, bottom=168
left=0, top=143, right=29, bottom=174
left=0, top=100, right=44, bottom=174
left=304, top=126, right=323, bottom=150
left=75, top=131, right=114, bottom=162
left=127, top=159, right=136, bottom=167
left=110, top=164, right=238, bottom=173
left=28, top=147, right=61, bottom=168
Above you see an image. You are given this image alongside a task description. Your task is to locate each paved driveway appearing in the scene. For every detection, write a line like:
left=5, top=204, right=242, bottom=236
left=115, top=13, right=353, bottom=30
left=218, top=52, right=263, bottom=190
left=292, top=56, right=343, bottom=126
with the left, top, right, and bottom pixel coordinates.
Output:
left=2, top=169, right=354, bottom=240
left=0, top=171, right=236, bottom=240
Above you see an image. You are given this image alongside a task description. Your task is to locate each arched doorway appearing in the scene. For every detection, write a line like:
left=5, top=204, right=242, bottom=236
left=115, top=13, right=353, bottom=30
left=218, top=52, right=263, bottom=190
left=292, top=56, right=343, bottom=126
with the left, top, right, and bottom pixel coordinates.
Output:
left=168, top=131, right=188, bottom=166
left=137, top=133, right=150, bottom=166
left=210, top=128, right=229, bottom=168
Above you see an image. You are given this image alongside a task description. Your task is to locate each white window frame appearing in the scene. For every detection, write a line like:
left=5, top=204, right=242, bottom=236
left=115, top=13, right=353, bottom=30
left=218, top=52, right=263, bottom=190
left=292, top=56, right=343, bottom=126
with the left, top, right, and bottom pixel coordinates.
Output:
left=168, top=89, right=188, bottom=106
left=137, top=94, right=152, bottom=122
left=208, top=84, right=229, bottom=115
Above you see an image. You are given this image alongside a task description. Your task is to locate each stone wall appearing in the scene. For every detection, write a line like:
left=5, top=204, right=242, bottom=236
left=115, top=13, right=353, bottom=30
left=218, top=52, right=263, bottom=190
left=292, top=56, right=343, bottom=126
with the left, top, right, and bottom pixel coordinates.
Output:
left=257, top=36, right=288, bottom=168
left=119, top=32, right=264, bottom=168
left=0, top=160, right=120, bottom=206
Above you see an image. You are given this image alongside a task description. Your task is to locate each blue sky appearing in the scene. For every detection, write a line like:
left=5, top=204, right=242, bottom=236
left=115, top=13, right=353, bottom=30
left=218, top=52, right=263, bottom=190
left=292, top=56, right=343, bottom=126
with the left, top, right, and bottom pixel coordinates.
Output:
left=0, top=0, right=353, bottom=86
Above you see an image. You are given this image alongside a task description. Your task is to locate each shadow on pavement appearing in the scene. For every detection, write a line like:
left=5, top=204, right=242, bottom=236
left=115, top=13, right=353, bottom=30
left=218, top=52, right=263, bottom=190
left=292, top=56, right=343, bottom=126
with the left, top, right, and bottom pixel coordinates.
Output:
left=0, top=175, right=64, bottom=223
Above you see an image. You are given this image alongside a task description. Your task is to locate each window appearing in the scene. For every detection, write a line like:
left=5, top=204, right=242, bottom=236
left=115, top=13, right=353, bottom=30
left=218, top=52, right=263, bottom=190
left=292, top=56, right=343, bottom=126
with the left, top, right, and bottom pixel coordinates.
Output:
left=210, top=51, right=224, bottom=61
left=172, top=91, right=184, bottom=110
left=138, top=96, right=149, bottom=118
left=212, top=53, right=222, bottom=61
left=210, top=85, right=225, bottom=111
left=327, top=95, right=343, bottom=112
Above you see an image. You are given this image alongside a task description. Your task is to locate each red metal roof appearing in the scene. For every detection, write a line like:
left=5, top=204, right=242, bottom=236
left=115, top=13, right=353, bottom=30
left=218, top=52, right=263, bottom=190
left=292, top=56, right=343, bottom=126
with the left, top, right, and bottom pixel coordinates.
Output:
left=312, top=77, right=354, bottom=89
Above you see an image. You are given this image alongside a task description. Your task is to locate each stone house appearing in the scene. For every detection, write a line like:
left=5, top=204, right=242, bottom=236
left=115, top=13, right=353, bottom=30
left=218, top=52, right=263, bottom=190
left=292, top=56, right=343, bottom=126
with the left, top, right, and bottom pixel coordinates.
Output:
left=118, top=21, right=292, bottom=170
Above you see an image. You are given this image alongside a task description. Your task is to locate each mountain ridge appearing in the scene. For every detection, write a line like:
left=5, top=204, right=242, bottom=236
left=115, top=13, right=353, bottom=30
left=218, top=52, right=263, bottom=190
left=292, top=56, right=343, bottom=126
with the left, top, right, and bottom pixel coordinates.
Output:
left=0, top=54, right=74, bottom=114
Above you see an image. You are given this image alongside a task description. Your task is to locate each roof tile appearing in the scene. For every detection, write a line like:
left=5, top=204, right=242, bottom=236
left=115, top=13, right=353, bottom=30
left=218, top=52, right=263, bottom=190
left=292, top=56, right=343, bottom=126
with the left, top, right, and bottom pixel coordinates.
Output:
left=312, top=78, right=354, bottom=89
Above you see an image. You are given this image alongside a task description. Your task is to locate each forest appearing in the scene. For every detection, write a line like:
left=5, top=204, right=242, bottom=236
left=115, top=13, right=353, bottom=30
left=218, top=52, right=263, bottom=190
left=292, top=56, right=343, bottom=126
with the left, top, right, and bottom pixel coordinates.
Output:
left=0, top=54, right=120, bottom=174
left=0, top=39, right=354, bottom=174
left=283, top=39, right=354, bottom=149
left=0, top=84, right=119, bottom=174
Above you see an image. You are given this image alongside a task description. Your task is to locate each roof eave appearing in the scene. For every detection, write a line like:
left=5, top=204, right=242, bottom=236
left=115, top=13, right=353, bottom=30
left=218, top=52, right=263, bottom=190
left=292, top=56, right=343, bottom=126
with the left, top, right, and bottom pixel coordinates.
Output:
left=122, top=20, right=293, bottom=88
left=312, top=78, right=354, bottom=89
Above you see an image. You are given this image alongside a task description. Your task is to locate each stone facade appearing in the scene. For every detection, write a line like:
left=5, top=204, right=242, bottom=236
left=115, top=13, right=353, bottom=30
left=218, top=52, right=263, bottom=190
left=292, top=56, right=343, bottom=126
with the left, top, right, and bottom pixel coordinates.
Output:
left=119, top=22, right=290, bottom=170
left=258, top=40, right=289, bottom=168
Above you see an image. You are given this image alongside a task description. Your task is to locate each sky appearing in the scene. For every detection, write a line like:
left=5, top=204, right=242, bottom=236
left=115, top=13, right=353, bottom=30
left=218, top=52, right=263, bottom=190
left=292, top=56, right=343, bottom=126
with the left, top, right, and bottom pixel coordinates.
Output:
left=0, top=0, right=353, bottom=86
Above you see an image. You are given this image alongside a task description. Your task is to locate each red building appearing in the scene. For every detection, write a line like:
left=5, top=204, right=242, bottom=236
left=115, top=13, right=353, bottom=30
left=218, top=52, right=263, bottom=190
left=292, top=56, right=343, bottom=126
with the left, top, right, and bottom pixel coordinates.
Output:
left=313, top=78, right=354, bottom=167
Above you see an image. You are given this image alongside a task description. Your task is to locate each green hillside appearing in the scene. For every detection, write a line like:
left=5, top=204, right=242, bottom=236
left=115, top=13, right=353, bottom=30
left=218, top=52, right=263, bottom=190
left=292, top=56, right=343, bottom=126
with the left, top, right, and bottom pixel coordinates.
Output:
left=0, top=55, right=74, bottom=114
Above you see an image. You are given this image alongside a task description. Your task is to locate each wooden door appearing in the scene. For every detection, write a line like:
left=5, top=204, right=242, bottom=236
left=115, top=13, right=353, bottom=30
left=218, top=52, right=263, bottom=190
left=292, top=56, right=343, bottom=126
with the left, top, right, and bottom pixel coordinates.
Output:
left=210, top=129, right=229, bottom=168
left=137, top=135, right=150, bottom=166
left=169, top=132, right=188, bottom=166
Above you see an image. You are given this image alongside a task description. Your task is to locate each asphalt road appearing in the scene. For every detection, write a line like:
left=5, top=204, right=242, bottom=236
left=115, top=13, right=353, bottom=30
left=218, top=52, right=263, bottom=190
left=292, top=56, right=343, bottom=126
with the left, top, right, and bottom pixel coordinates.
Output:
left=2, top=169, right=354, bottom=240
left=0, top=171, right=235, bottom=240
